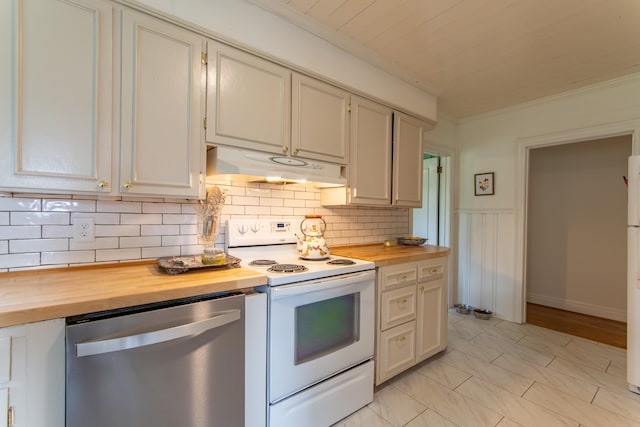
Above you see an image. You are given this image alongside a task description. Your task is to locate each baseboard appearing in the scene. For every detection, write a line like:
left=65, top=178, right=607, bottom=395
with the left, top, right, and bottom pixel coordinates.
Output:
left=526, top=293, right=626, bottom=322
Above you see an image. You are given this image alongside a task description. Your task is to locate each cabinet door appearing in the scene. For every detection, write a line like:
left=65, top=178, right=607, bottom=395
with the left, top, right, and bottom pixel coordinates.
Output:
left=206, top=41, right=291, bottom=155
left=392, top=112, right=424, bottom=207
left=0, top=388, right=7, bottom=427
left=0, top=0, right=112, bottom=194
left=119, top=9, right=204, bottom=198
left=349, top=96, right=392, bottom=205
left=376, top=321, right=416, bottom=385
left=416, top=280, right=446, bottom=362
left=292, top=73, right=349, bottom=164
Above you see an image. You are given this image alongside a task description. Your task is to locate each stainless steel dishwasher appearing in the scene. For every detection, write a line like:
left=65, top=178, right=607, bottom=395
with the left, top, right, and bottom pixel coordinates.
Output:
left=66, top=292, right=244, bottom=427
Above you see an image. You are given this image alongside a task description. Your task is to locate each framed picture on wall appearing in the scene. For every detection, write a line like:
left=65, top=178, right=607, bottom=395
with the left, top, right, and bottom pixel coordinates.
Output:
left=474, top=172, right=494, bottom=196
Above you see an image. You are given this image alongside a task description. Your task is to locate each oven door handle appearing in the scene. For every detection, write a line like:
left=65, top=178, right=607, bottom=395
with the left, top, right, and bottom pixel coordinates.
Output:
left=75, top=309, right=241, bottom=357
left=270, top=270, right=374, bottom=299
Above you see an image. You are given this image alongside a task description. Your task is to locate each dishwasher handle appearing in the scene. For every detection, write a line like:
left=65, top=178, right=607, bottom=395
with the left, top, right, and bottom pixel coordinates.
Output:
left=75, top=309, right=241, bottom=357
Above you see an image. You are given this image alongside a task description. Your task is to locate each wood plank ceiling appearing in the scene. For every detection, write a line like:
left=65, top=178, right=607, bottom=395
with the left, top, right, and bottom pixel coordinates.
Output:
left=248, top=0, right=640, bottom=118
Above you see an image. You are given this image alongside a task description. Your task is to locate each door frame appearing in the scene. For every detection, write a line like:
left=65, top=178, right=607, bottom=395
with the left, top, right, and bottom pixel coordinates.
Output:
left=515, top=119, right=640, bottom=323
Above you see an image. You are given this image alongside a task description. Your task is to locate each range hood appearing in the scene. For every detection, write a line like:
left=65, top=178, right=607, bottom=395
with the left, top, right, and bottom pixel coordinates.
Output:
left=206, top=146, right=346, bottom=186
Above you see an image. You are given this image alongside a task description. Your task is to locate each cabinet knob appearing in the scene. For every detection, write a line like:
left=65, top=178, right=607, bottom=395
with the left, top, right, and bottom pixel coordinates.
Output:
left=293, top=148, right=299, bottom=155
left=98, top=180, right=109, bottom=188
left=122, top=181, right=132, bottom=190
left=419, top=286, right=425, bottom=292
left=282, top=146, right=289, bottom=153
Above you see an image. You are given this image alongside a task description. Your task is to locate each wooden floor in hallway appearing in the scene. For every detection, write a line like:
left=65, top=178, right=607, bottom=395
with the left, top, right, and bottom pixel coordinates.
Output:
left=526, top=303, right=627, bottom=349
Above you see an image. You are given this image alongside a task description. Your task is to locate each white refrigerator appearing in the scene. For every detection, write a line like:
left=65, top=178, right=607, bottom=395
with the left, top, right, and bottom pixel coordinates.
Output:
left=628, top=155, right=640, bottom=393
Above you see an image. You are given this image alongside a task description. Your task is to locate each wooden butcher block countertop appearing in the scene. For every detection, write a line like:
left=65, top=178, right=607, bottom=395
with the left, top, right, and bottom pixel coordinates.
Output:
left=0, top=262, right=267, bottom=328
left=331, top=243, right=450, bottom=267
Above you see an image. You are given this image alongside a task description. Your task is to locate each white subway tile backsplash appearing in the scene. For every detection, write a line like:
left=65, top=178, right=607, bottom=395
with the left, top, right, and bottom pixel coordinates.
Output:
left=120, top=236, right=161, bottom=248
left=0, top=197, right=41, bottom=211
left=41, top=251, right=94, bottom=265
left=96, top=225, right=140, bottom=237
left=121, top=214, right=163, bottom=225
left=141, top=224, right=180, bottom=236
left=142, top=246, right=179, bottom=259
left=10, top=239, right=68, bottom=253
left=11, top=212, right=69, bottom=225
left=0, top=253, right=40, bottom=269
left=162, top=235, right=198, bottom=246
left=162, top=214, right=197, bottom=225
left=0, top=226, right=41, bottom=240
left=42, top=225, right=73, bottom=239
left=97, top=200, right=142, bottom=213
left=142, top=202, right=182, bottom=214
left=70, top=237, right=119, bottom=251
left=96, top=248, right=141, bottom=262
left=43, top=199, right=96, bottom=212
left=0, top=183, right=410, bottom=270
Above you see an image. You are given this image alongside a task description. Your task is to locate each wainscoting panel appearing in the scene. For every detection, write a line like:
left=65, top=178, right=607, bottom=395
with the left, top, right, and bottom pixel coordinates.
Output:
left=458, top=209, right=518, bottom=322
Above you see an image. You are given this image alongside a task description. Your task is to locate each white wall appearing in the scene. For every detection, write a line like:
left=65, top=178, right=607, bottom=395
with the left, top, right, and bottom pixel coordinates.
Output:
left=130, top=0, right=437, bottom=121
left=456, top=73, right=640, bottom=322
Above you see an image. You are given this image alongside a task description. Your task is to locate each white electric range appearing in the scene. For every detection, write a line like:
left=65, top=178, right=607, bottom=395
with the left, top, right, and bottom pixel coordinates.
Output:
left=226, top=218, right=375, bottom=427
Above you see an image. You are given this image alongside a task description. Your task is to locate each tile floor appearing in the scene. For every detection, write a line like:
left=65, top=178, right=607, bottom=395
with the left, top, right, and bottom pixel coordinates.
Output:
left=334, top=309, right=640, bottom=427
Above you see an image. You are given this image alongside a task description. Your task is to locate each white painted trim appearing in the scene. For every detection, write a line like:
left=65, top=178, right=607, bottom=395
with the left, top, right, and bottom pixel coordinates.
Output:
left=527, top=293, right=627, bottom=323
left=516, top=119, right=640, bottom=324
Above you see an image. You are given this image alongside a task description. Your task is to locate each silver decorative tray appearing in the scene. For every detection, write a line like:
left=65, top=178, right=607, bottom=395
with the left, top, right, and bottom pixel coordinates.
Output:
left=157, top=254, right=241, bottom=275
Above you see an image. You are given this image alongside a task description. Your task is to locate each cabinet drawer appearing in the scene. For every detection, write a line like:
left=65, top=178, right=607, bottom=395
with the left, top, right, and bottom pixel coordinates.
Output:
left=417, top=258, right=446, bottom=282
left=377, top=321, right=416, bottom=385
left=378, top=264, right=417, bottom=291
left=380, top=285, right=416, bottom=330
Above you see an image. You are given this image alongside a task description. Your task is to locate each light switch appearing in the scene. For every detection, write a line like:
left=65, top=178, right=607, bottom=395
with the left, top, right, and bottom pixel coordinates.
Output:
left=0, top=337, right=10, bottom=384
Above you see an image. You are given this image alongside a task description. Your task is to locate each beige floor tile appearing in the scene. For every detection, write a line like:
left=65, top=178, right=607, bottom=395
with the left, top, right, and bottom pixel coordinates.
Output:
left=592, top=387, right=640, bottom=423
left=456, top=376, right=578, bottom=427
left=498, top=322, right=572, bottom=347
left=332, top=405, right=393, bottom=427
left=496, top=418, right=525, bottom=427
left=519, top=335, right=611, bottom=371
left=404, top=408, right=459, bottom=427
left=416, top=356, right=471, bottom=389
left=547, top=356, right=630, bottom=396
left=492, top=352, right=598, bottom=402
left=392, top=371, right=502, bottom=427
left=439, top=349, right=534, bottom=395
left=523, top=382, right=639, bottom=427
left=471, top=333, right=554, bottom=367
left=446, top=334, right=502, bottom=363
left=368, top=384, right=427, bottom=426
left=607, top=358, right=627, bottom=379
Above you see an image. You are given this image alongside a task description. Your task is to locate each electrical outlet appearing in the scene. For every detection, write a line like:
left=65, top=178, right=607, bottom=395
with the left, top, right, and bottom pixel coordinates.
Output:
left=73, top=217, right=95, bottom=242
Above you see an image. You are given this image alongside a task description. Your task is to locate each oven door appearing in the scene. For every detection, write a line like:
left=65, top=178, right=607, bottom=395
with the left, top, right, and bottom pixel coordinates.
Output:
left=268, top=269, right=375, bottom=403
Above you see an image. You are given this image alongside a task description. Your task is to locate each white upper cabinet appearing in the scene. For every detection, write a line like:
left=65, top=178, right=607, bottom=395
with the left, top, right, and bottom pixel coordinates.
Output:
left=347, top=96, right=392, bottom=205
left=205, top=40, right=291, bottom=154
left=118, top=8, right=205, bottom=198
left=0, top=0, right=113, bottom=194
left=292, top=73, right=350, bottom=164
left=320, top=100, right=425, bottom=207
left=392, top=112, right=424, bottom=207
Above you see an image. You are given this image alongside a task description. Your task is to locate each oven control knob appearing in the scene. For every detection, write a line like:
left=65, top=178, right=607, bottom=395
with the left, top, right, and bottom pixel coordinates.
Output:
left=238, top=224, right=249, bottom=235
left=250, top=223, right=261, bottom=233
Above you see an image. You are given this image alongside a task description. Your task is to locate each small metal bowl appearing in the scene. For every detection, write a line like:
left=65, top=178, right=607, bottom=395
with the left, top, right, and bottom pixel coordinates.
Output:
left=454, top=304, right=473, bottom=314
left=473, top=308, right=492, bottom=320
left=397, top=237, right=427, bottom=246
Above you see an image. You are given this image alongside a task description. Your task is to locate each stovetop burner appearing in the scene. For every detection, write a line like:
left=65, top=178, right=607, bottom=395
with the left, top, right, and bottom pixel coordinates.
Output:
left=327, top=258, right=356, bottom=265
left=249, top=259, right=278, bottom=266
left=268, top=264, right=309, bottom=273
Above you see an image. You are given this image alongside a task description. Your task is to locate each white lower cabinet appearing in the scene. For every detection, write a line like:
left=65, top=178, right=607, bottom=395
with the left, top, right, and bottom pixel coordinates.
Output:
left=0, top=319, right=65, bottom=427
left=376, top=257, right=448, bottom=385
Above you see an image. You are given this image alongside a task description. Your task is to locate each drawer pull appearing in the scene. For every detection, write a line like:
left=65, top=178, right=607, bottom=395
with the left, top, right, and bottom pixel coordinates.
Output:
left=399, top=275, right=408, bottom=281
left=397, top=298, right=408, bottom=305
left=419, top=286, right=424, bottom=292
left=395, top=336, right=406, bottom=343
left=430, top=268, right=439, bottom=273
